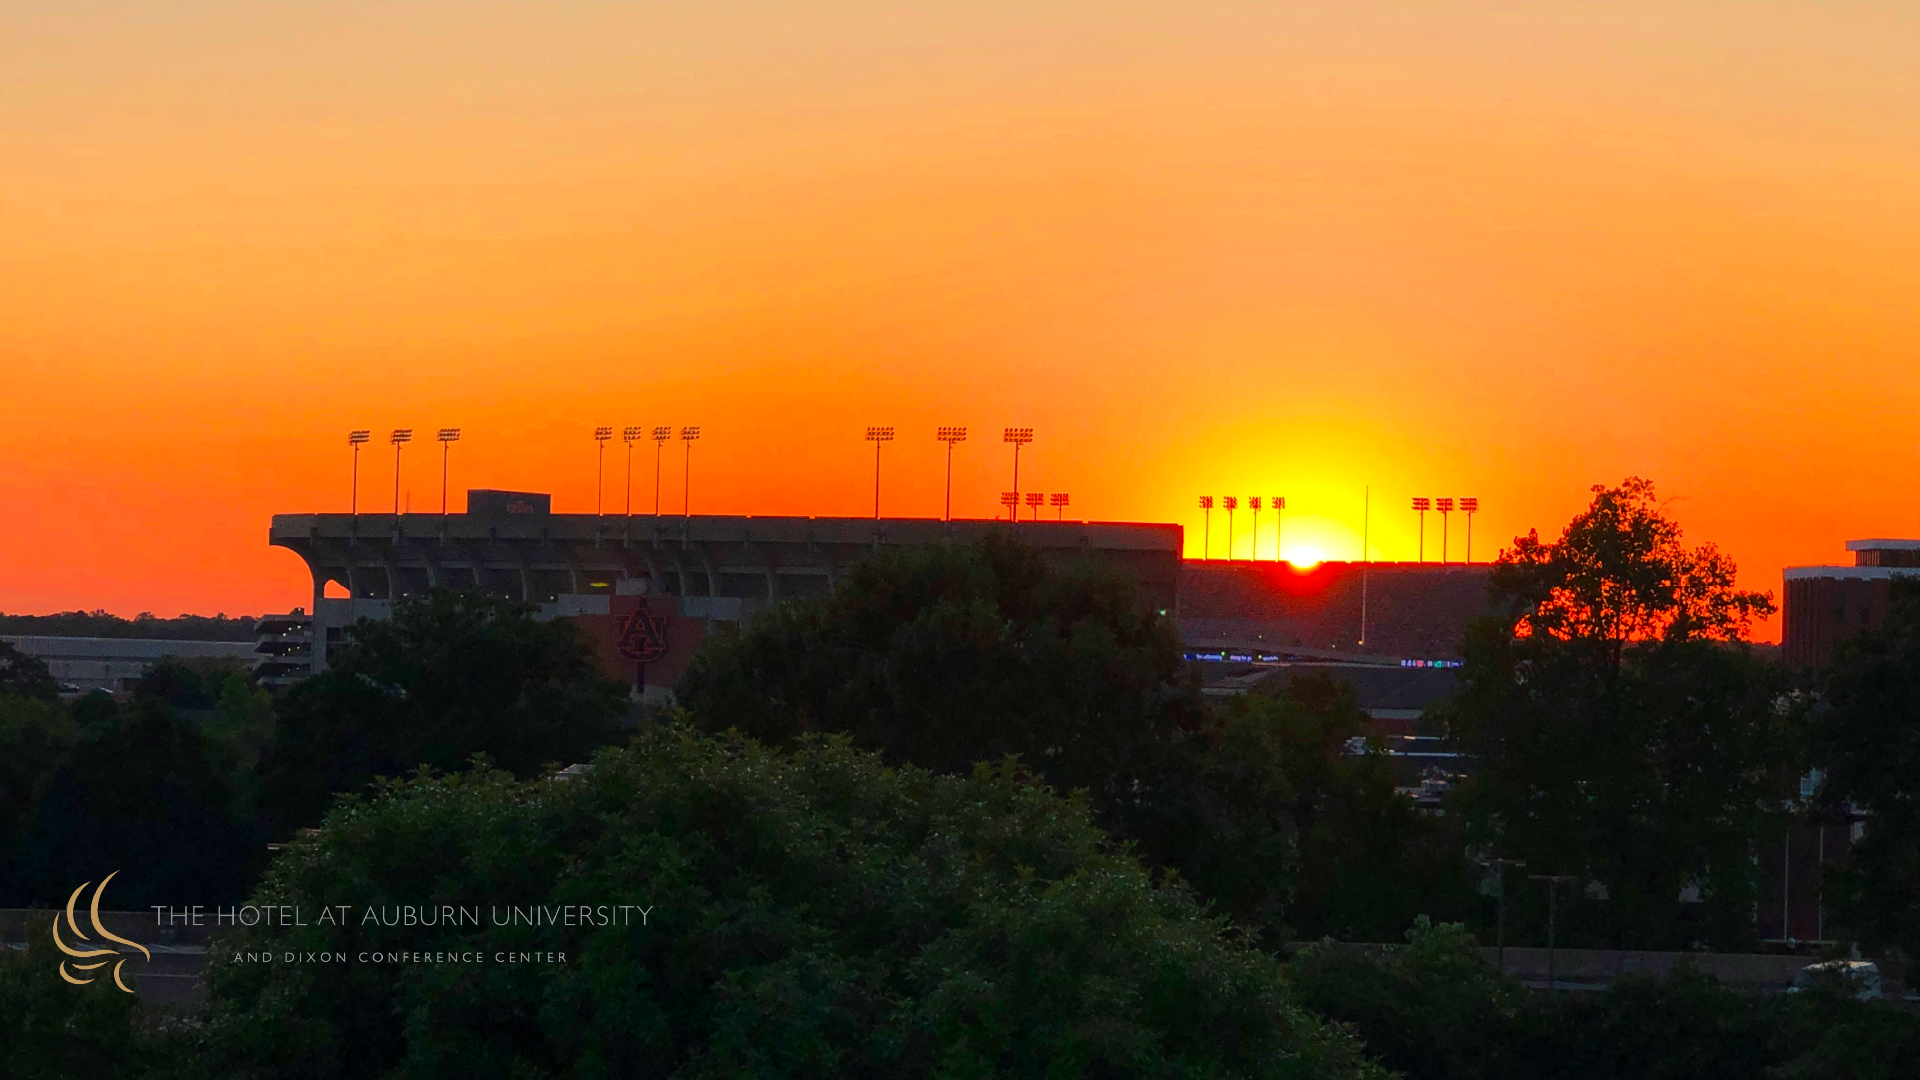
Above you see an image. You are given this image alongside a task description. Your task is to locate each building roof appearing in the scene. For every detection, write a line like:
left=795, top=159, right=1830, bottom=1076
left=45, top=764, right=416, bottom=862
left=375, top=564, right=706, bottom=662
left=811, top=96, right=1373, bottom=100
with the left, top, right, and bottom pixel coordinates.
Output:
left=1784, top=566, right=1919, bottom=581
left=0, top=636, right=260, bottom=661
left=1846, top=539, right=1920, bottom=552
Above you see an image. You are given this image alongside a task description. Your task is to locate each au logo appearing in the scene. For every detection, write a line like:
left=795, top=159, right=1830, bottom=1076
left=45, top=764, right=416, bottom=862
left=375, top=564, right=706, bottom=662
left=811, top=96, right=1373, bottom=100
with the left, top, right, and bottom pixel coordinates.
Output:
left=51, top=872, right=149, bottom=993
left=616, top=601, right=669, bottom=663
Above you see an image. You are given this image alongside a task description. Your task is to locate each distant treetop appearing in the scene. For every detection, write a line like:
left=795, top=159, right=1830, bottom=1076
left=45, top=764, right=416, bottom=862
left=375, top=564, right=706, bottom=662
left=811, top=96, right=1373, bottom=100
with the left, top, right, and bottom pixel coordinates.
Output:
left=0, top=610, right=260, bottom=641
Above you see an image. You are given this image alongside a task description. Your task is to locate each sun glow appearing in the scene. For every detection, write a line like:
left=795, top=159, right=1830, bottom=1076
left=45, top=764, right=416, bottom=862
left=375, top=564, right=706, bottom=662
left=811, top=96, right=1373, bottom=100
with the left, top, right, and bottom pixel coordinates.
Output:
left=1282, top=547, right=1325, bottom=570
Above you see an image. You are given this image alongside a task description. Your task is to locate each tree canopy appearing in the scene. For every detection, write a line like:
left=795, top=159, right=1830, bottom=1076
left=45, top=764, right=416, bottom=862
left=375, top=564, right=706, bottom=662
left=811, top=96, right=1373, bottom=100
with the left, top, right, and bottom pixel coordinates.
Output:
left=0, top=639, right=60, bottom=699
left=1440, top=478, right=1794, bottom=949
left=207, top=726, right=1388, bottom=1080
left=676, top=532, right=1198, bottom=804
left=1492, top=476, right=1772, bottom=654
left=257, top=589, right=628, bottom=836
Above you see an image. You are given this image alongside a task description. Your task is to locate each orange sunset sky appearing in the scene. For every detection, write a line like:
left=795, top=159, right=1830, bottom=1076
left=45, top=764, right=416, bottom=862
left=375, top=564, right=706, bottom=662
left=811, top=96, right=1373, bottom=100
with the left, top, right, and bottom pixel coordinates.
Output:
left=2, top=2, right=1916, bottom=641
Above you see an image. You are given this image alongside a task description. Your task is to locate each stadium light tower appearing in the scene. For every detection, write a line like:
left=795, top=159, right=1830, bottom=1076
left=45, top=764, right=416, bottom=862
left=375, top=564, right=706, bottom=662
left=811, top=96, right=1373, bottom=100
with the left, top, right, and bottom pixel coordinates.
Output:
left=651, top=426, right=671, bottom=516
left=1272, top=496, right=1286, bottom=562
left=999, top=491, right=1018, bottom=520
left=1222, top=497, right=1238, bottom=560
left=1003, top=427, right=1033, bottom=512
left=936, top=426, right=967, bottom=521
left=1024, top=492, right=1044, bottom=520
left=1248, top=498, right=1262, bottom=560
left=1050, top=492, right=1069, bottom=520
left=865, top=426, right=895, bottom=519
left=621, top=426, right=642, bottom=517
left=437, top=428, right=460, bottom=514
left=389, top=429, right=413, bottom=515
left=680, top=426, right=700, bottom=517
left=1412, top=497, right=1431, bottom=562
left=348, top=430, right=371, bottom=515
left=593, top=426, right=614, bottom=515
left=1436, top=497, right=1454, bottom=563
left=1197, top=496, right=1214, bottom=560
left=1461, top=497, right=1480, bottom=563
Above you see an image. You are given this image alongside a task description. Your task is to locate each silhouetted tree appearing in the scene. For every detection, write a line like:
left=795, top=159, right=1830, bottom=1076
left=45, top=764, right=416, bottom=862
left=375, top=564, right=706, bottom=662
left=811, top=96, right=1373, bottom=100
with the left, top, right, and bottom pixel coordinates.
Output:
left=1438, top=478, right=1794, bottom=949
left=10, top=693, right=262, bottom=908
left=257, top=589, right=628, bottom=835
left=677, top=532, right=1200, bottom=805
left=0, top=639, right=59, bottom=699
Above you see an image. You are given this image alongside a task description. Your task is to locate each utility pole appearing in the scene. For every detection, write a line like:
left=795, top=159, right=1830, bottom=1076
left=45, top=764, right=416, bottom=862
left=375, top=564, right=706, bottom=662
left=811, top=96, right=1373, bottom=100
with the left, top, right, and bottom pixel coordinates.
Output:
left=1003, top=427, right=1033, bottom=513
left=1198, top=497, right=1214, bottom=559
left=437, top=428, right=460, bottom=514
left=680, top=427, right=700, bottom=517
left=937, top=426, right=967, bottom=521
left=651, top=427, right=670, bottom=516
left=1272, top=496, right=1285, bottom=562
left=1529, top=874, right=1578, bottom=991
left=865, top=426, right=894, bottom=518
left=1477, top=857, right=1527, bottom=976
left=593, top=426, right=613, bottom=515
left=348, top=430, right=370, bottom=514
left=390, top=429, right=412, bottom=515
left=1359, top=486, right=1370, bottom=646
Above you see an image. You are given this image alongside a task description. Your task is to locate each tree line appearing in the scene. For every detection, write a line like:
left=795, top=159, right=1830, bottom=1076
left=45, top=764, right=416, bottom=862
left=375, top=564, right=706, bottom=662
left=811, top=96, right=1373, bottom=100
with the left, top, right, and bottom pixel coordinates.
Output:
left=3, top=476, right=1919, bottom=1077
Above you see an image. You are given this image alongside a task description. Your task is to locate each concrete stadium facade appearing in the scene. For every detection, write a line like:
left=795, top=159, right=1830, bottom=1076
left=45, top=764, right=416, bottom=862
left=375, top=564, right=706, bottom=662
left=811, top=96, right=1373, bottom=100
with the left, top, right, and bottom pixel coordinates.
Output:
left=268, top=494, right=1183, bottom=695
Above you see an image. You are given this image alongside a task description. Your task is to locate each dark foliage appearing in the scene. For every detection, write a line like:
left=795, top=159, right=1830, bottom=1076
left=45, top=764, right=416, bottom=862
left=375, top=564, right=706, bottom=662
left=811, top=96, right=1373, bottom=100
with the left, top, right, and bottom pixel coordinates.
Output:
left=0, top=639, right=60, bottom=700
left=1291, top=917, right=1920, bottom=1080
left=1439, top=479, right=1797, bottom=949
left=0, top=918, right=199, bottom=1080
left=677, top=532, right=1199, bottom=804
left=257, top=589, right=628, bottom=836
left=206, top=727, right=1388, bottom=1080
left=136, top=656, right=257, bottom=712
left=1811, top=576, right=1920, bottom=963
left=7, top=693, right=264, bottom=908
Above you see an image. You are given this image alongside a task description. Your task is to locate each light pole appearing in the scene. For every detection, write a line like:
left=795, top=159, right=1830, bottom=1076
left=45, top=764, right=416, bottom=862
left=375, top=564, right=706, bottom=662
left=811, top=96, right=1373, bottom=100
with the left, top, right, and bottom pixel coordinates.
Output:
left=1412, top=497, right=1430, bottom=562
left=390, top=429, right=412, bottom=515
left=1436, top=497, right=1454, bottom=563
left=1223, top=497, right=1238, bottom=560
left=1248, top=498, right=1262, bottom=560
left=1198, top=496, right=1214, bottom=559
left=1476, top=856, right=1527, bottom=977
left=651, top=426, right=671, bottom=516
left=1360, top=485, right=1370, bottom=646
left=1528, top=874, right=1579, bottom=991
left=1461, top=497, right=1479, bottom=563
left=680, top=426, right=700, bottom=516
left=437, top=428, right=460, bottom=514
left=1050, top=492, right=1069, bottom=520
left=1003, top=427, right=1033, bottom=512
left=1272, top=496, right=1285, bottom=562
left=865, top=426, right=895, bottom=519
left=937, top=426, right=967, bottom=522
left=999, top=491, right=1018, bottom=520
left=1024, top=492, right=1044, bottom=520
left=622, top=426, right=642, bottom=517
left=593, top=426, right=613, bottom=515
left=348, top=430, right=370, bottom=514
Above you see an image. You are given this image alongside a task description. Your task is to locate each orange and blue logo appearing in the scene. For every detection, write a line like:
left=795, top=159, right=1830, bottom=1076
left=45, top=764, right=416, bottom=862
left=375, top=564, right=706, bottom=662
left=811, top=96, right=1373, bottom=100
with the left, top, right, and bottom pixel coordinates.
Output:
left=51, top=872, right=149, bottom=993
